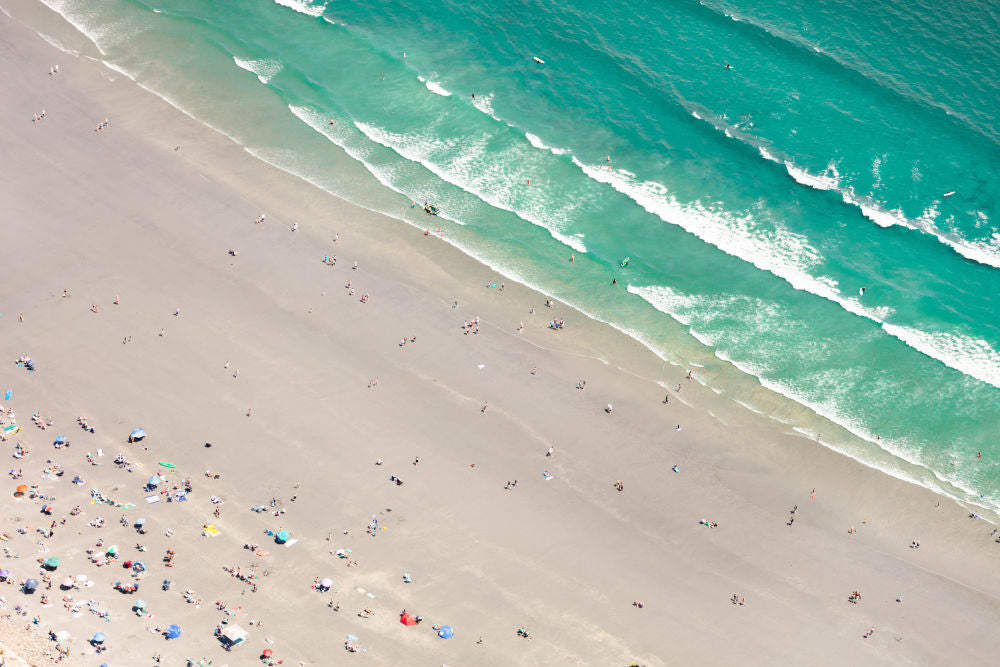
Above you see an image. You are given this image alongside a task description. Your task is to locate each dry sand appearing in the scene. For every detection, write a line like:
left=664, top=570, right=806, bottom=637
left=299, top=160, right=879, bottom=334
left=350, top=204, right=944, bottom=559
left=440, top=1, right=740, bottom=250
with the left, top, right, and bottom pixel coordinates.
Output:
left=2, top=3, right=1000, bottom=665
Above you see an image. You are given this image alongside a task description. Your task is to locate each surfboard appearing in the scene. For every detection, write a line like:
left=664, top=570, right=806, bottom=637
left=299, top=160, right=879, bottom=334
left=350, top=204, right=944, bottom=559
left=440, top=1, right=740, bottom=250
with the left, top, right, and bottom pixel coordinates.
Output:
left=621, top=257, right=630, bottom=268
left=533, top=56, right=545, bottom=64
left=158, top=461, right=176, bottom=468
left=942, top=191, right=956, bottom=197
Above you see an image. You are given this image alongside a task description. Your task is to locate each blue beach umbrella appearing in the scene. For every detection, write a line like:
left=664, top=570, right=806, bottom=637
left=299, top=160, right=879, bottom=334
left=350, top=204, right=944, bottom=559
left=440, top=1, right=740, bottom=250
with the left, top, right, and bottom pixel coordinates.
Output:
left=134, top=600, right=146, bottom=609
left=92, top=632, right=106, bottom=644
left=275, top=530, right=289, bottom=544
left=147, top=476, right=160, bottom=487
left=438, top=625, right=454, bottom=639
left=24, top=578, right=39, bottom=591
left=0, top=569, right=9, bottom=579
left=54, top=436, right=67, bottom=445
left=135, top=518, right=146, bottom=526
left=129, top=428, right=146, bottom=442
left=166, top=624, right=181, bottom=639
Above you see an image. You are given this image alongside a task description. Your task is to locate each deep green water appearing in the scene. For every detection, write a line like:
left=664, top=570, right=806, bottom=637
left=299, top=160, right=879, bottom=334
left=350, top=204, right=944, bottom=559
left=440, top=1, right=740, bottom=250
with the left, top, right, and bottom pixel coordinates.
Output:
left=31, top=0, right=1000, bottom=509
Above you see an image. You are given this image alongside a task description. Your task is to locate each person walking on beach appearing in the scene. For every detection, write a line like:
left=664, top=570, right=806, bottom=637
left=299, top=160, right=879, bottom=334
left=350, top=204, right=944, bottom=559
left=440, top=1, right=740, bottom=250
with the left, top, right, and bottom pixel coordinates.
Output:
left=481, top=402, right=488, bottom=414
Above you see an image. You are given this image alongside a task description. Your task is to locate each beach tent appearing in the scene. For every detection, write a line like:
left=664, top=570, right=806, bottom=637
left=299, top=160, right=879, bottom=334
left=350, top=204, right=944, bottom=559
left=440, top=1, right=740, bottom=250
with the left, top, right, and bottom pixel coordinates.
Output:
left=400, top=612, right=418, bottom=626
left=166, top=624, right=181, bottom=639
left=275, top=530, right=290, bottom=544
left=44, top=557, right=60, bottom=570
left=92, top=632, right=106, bottom=644
left=221, top=624, right=248, bottom=650
left=24, top=578, right=39, bottom=592
left=129, top=428, right=146, bottom=442
left=438, top=625, right=454, bottom=639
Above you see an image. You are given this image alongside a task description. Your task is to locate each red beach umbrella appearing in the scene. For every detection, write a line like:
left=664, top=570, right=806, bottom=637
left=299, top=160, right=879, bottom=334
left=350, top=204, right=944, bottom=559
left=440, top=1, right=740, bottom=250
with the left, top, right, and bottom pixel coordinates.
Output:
left=400, top=612, right=418, bottom=626
left=261, top=648, right=273, bottom=657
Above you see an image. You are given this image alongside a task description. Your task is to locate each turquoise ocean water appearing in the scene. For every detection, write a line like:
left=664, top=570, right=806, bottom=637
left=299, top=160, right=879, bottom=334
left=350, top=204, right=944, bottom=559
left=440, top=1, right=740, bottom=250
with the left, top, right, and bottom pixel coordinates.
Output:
left=28, top=0, right=1000, bottom=510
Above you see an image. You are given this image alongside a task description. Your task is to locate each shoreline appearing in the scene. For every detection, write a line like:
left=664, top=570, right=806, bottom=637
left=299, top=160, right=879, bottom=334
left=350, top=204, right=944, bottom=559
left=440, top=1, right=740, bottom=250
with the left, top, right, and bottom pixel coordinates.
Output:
left=16, top=0, right=996, bottom=518
left=2, top=2, right=1000, bottom=665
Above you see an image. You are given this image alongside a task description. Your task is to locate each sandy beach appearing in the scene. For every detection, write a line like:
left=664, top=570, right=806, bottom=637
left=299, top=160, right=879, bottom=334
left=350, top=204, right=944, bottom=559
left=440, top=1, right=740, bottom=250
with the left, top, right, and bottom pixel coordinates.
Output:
left=2, top=2, right=1000, bottom=665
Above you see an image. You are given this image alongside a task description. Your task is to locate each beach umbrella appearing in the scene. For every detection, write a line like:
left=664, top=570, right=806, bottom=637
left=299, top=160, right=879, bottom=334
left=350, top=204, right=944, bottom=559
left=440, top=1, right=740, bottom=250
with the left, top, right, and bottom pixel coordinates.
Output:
left=438, top=625, right=454, bottom=639
left=54, top=630, right=70, bottom=641
left=133, top=561, right=146, bottom=572
left=135, top=518, right=146, bottom=526
left=147, top=476, right=160, bottom=487
left=61, top=577, right=74, bottom=588
left=0, top=568, right=10, bottom=578
left=24, top=578, right=39, bottom=591
left=15, top=484, right=27, bottom=495
left=134, top=600, right=146, bottom=609
left=166, top=624, right=181, bottom=639
left=92, top=632, right=106, bottom=644
left=106, top=546, right=118, bottom=556
left=261, top=649, right=273, bottom=658
left=44, top=557, right=60, bottom=569
left=54, top=436, right=67, bottom=445
left=400, top=612, right=418, bottom=626
left=275, top=530, right=289, bottom=544
left=129, top=428, right=146, bottom=442
left=320, top=578, right=333, bottom=589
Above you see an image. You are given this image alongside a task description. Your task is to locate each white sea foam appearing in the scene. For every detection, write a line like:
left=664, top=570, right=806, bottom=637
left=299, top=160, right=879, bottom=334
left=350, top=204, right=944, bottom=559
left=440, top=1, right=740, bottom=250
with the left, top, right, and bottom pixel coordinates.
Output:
left=524, top=132, right=567, bottom=155
left=273, top=0, right=326, bottom=17
left=99, top=59, right=137, bottom=81
left=471, top=93, right=500, bottom=121
left=234, top=56, right=283, bottom=84
left=575, top=156, right=887, bottom=323
left=751, top=144, right=1000, bottom=268
left=354, top=121, right=586, bottom=252
left=37, top=0, right=119, bottom=55
left=590, top=161, right=1000, bottom=391
left=423, top=79, right=451, bottom=96
left=881, top=323, right=1000, bottom=388
left=37, top=32, right=77, bottom=55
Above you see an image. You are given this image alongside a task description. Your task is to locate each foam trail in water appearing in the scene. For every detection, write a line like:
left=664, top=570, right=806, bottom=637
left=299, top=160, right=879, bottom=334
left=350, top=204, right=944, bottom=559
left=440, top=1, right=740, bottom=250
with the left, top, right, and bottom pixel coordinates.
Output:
left=750, top=144, right=1000, bottom=269
left=233, top=56, right=283, bottom=84
left=582, top=160, right=1000, bottom=388
left=575, top=156, right=884, bottom=321
left=273, top=0, right=326, bottom=17
left=525, top=132, right=567, bottom=155
left=423, top=79, right=451, bottom=96
left=881, top=323, right=1000, bottom=388
left=355, top=121, right=586, bottom=252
